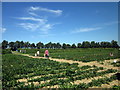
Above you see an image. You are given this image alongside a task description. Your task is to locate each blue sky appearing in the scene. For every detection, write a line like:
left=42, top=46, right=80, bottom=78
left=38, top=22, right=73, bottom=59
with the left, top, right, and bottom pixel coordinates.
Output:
left=2, top=2, right=118, bottom=44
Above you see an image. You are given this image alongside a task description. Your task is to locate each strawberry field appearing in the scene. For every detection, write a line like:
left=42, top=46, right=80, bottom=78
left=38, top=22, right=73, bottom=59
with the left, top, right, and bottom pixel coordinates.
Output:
left=2, top=1, right=120, bottom=89
left=2, top=50, right=119, bottom=89
left=19, top=48, right=119, bottom=62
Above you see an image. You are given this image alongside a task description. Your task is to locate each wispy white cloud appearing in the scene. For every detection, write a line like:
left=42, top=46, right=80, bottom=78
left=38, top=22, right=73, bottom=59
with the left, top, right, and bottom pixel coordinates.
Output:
left=19, top=23, right=39, bottom=31
left=18, top=19, right=54, bottom=33
left=41, top=24, right=53, bottom=32
left=93, top=21, right=118, bottom=27
left=19, top=22, right=54, bottom=32
left=30, top=6, right=39, bottom=11
left=16, top=6, right=63, bottom=36
left=28, top=12, right=38, bottom=17
left=72, top=21, right=117, bottom=34
left=29, top=6, right=62, bottom=16
left=17, top=16, right=53, bottom=33
left=103, top=21, right=118, bottom=26
left=17, top=17, right=47, bottom=23
left=72, top=27, right=102, bottom=33
left=0, top=27, right=6, bottom=33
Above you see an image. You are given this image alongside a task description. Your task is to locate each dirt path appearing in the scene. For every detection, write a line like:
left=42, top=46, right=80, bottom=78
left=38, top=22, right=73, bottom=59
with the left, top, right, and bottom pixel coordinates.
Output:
left=13, top=52, right=119, bottom=88
left=91, top=80, right=120, bottom=88
left=22, top=71, right=116, bottom=88
left=13, top=52, right=119, bottom=70
left=43, top=72, right=116, bottom=88
left=17, top=72, right=64, bottom=83
left=17, top=67, right=99, bottom=84
left=73, top=73, right=115, bottom=85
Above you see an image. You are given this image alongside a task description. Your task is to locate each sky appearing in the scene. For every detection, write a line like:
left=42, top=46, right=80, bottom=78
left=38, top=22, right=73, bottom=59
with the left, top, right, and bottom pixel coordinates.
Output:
left=1, top=2, right=119, bottom=45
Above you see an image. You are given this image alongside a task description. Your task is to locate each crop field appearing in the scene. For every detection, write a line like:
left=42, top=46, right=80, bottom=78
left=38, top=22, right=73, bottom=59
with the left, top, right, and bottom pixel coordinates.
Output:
left=2, top=48, right=120, bottom=89
left=19, top=48, right=119, bottom=62
left=2, top=1, right=120, bottom=89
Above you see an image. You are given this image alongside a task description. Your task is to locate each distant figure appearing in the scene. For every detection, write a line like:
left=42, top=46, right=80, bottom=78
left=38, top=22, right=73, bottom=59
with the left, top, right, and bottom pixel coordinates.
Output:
left=113, top=59, right=117, bottom=63
left=37, top=51, right=40, bottom=56
left=20, top=50, right=26, bottom=53
left=110, top=52, right=113, bottom=56
left=35, top=53, right=37, bottom=57
left=44, top=50, right=49, bottom=59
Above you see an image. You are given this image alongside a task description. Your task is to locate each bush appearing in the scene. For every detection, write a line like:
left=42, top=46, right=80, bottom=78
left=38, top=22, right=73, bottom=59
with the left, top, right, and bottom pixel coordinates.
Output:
left=2, top=49, right=12, bottom=54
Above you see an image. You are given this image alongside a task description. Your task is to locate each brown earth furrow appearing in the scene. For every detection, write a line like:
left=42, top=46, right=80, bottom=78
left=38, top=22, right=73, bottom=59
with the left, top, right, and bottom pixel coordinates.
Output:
left=72, top=73, right=115, bottom=85
left=42, top=73, right=116, bottom=88
left=13, top=52, right=119, bottom=70
left=17, top=73, right=64, bottom=83
left=13, top=52, right=119, bottom=88
left=91, top=80, right=120, bottom=88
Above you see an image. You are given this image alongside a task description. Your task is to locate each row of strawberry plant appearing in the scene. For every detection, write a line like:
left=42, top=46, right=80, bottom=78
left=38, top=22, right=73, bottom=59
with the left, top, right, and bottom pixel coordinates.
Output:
left=24, top=69, right=117, bottom=88
left=19, top=48, right=119, bottom=62
left=3, top=54, right=94, bottom=88
left=27, top=66, right=104, bottom=83
left=59, top=74, right=118, bottom=88
left=16, top=70, right=118, bottom=88
left=15, top=64, right=93, bottom=80
left=15, top=66, right=104, bottom=88
left=111, top=61, right=120, bottom=67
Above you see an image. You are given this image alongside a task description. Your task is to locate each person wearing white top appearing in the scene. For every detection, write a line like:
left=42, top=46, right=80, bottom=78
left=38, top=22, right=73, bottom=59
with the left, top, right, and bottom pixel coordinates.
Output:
left=35, top=53, right=37, bottom=57
left=37, top=51, right=40, bottom=56
left=113, top=60, right=117, bottom=63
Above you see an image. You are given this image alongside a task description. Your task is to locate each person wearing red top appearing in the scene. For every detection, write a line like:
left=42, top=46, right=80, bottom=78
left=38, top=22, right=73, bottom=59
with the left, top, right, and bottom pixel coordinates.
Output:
left=44, top=50, right=49, bottom=59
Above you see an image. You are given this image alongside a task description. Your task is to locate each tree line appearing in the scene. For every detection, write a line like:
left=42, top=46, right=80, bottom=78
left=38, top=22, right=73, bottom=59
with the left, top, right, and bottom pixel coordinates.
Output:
left=1, top=40, right=119, bottom=49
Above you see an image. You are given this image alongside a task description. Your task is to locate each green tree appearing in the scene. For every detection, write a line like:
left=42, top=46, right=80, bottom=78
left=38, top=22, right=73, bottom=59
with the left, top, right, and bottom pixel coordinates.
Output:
left=71, top=44, right=76, bottom=48
left=100, top=42, right=111, bottom=48
left=2, top=40, right=8, bottom=49
left=66, top=44, right=71, bottom=48
left=9, top=42, right=15, bottom=48
left=45, top=43, right=49, bottom=49
left=30, top=43, right=36, bottom=49
left=47, top=42, right=52, bottom=48
left=77, top=43, right=81, bottom=48
left=24, top=42, right=30, bottom=48
left=20, top=41, right=24, bottom=48
left=56, top=43, right=61, bottom=49
left=111, top=40, right=119, bottom=48
left=62, top=43, right=67, bottom=49
left=91, top=41, right=96, bottom=48
left=36, top=42, right=44, bottom=49
left=14, top=41, right=21, bottom=48
left=53, top=43, right=57, bottom=49
left=106, top=42, right=111, bottom=48
left=81, top=41, right=91, bottom=48
left=95, top=42, right=100, bottom=48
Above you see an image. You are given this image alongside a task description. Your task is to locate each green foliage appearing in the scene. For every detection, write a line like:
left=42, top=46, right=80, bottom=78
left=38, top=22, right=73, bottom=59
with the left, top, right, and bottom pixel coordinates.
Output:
left=112, top=85, right=120, bottom=90
left=3, top=54, right=94, bottom=88
left=2, top=40, right=8, bottom=49
left=111, top=61, right=120, bottom=67
left=19, top=48, right=119, bottom=62
left=2, top=49, right=12, bottom=54
left=2, top=49, right=119, bottom=88
left=87, top=75, right=117, bottom=87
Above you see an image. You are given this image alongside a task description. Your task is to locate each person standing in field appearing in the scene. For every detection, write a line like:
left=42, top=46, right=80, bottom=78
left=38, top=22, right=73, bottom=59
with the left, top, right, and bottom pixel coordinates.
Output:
left=37, top=50, right=40, bottom=56
left=110, top=52, right=113, bottom=56
left=44, top=50, right=49, bottom=59
left=35, top=53, right=37, bottom=57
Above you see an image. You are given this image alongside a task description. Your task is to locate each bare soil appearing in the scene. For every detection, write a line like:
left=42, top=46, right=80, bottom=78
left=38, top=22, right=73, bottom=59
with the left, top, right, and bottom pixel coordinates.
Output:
left=13, top=52, right=119, bottom=88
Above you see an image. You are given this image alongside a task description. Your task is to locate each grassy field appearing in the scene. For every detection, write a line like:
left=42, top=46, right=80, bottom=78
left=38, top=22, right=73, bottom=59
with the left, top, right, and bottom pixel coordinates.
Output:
left=2, top=48, right=120, bottom=89
left=19, top=48, right=119, bottom=62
